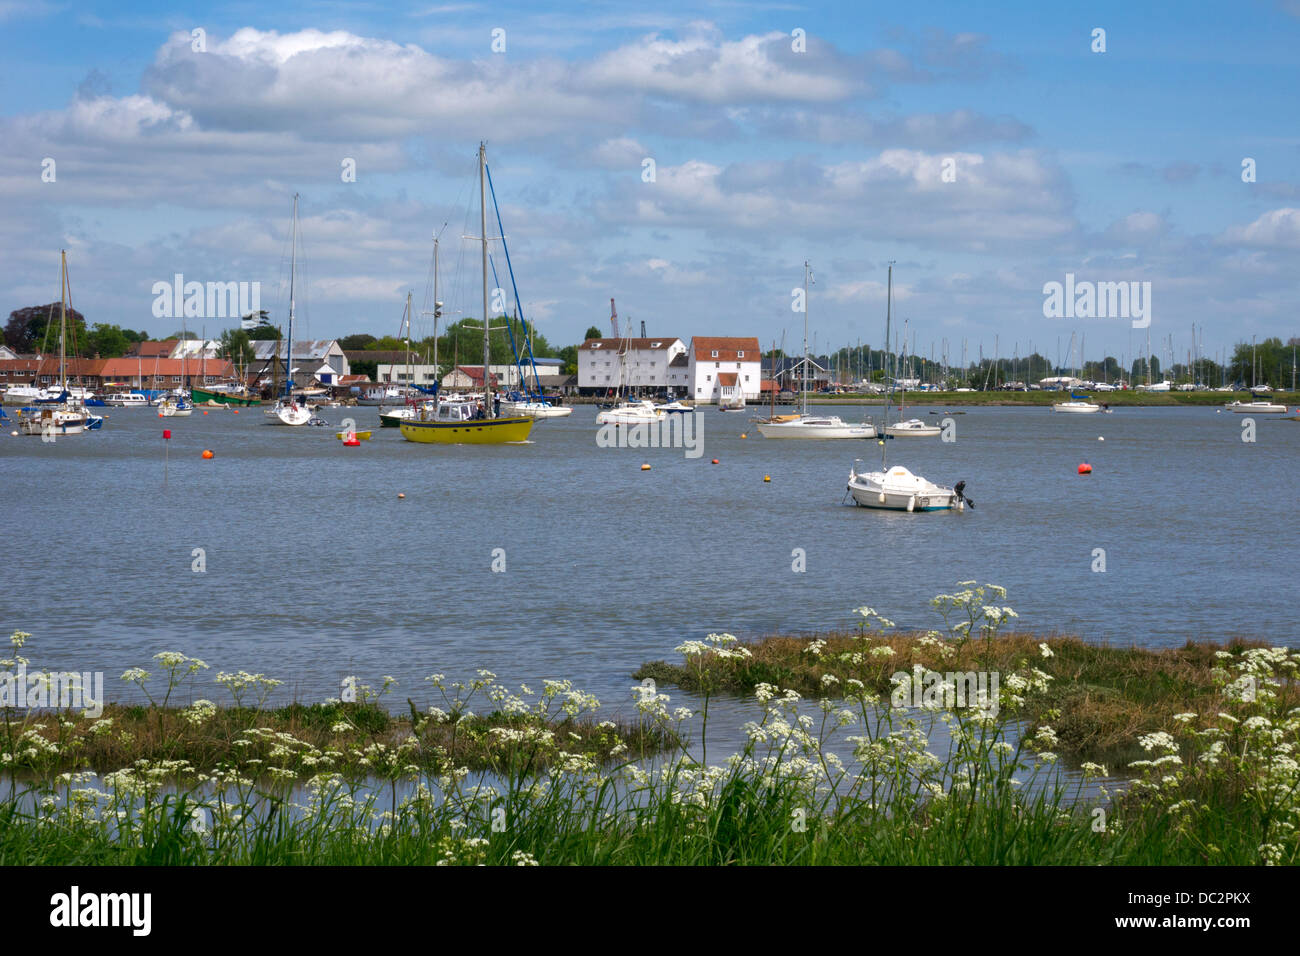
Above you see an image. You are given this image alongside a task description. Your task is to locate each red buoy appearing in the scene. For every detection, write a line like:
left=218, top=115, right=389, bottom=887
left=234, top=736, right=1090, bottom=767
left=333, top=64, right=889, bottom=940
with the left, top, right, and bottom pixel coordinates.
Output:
left=1078, top=463, right=1092, bottom=474
left=163, top=429, right=172, bottom=440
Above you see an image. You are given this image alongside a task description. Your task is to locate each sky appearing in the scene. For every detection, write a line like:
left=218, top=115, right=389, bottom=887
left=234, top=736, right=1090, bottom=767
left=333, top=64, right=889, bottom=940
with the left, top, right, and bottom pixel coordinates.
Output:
left=1, top=0, right=1297, bottom=369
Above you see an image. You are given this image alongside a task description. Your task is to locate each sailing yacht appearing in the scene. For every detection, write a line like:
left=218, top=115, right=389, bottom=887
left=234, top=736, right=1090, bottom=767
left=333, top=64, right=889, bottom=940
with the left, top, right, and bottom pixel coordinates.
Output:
left=20, top=251, right=90, bottom=437
left=757, top=262, right=875, bottom=439
left=270, top=194, right=314, bottom=426
left=846, top=263, right=966, bottom=513
left=400, top=143, right=535, bottom=445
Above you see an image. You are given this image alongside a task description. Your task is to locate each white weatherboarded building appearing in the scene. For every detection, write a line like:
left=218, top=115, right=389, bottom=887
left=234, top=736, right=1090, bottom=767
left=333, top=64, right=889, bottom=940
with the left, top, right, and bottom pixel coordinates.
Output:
left=687, top=337, right=762, bottom=403
left=577, top=338, right=685, bottom=395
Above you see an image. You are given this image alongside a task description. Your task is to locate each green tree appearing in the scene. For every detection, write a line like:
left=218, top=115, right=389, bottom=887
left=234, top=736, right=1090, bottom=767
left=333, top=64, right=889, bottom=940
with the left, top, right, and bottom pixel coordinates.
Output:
left=584, top=326, right=602, bottom=342
left=218, top=328, right=256, bottom=366
left=338, top=333, right=376, bottom=350
left=86, top=323, right=132, bottom=357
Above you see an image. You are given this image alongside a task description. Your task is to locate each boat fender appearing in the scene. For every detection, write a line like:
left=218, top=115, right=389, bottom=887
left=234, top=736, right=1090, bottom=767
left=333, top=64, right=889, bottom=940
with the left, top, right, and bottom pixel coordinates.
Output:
left=877, top=492, right=886, bottom=504
left=907, top=495, right=916, bottom=513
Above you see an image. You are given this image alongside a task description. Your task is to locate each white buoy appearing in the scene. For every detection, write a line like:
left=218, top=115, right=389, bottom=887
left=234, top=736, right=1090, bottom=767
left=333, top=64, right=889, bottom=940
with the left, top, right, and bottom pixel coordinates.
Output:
left=1098, top=436, right=1105, bottom=441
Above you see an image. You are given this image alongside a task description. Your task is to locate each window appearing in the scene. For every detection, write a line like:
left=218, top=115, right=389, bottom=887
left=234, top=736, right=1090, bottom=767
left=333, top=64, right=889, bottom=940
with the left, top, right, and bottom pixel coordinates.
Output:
left=710, top=350, right=718, bottom=358
left=744, top=375, right=750, bottom=381
left=737, top=351, right=744, bottom=358
left=651, top=341, right=662, bottom=348
left=715, top=362, right=720, bottom=369
left=591, top=343, right=602, bottom=349
left=706, top=375, right=712, bottom=382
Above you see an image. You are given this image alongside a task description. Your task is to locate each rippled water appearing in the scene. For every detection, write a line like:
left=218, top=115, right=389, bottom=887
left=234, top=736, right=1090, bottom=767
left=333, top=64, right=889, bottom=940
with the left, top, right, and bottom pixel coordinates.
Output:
left=2, top=402, right=1296, bottom=727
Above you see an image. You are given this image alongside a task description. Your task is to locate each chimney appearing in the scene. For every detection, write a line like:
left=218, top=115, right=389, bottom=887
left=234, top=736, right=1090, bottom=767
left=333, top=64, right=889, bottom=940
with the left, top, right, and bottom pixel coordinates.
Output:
left=640, top=320, right=646, bottom=337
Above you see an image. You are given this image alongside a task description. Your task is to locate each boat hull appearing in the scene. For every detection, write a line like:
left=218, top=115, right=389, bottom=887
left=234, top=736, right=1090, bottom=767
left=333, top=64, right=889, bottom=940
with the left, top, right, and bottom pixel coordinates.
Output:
left=400, top=416, right=535, bottom=444
left=847, top=467, right=960, bottom=512
left=191, top=387, right=261, bottom=407
left=1227, top=402, right=1286, bottom=414
left=757, top=419, right=875, bottom=439
left=1052, top=402, right=1101, bottom=414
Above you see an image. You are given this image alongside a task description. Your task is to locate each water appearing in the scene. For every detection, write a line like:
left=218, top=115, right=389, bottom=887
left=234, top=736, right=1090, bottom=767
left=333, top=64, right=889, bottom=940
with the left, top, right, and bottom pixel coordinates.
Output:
left=2, top=402, right=1296, bottom=728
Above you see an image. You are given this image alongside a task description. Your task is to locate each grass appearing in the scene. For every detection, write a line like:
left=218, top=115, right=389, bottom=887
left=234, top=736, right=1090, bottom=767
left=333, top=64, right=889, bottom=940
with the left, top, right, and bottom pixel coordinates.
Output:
left=2, top=589, right=1298, bottom=866
left=634, top=630, right=1286, bottom=767
left=804, top=389, right=1299, bottom=407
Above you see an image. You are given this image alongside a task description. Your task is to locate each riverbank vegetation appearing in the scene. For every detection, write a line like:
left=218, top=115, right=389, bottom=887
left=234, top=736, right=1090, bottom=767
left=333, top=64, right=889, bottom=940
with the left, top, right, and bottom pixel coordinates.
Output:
left=2, top=585, right=1296, bottom=865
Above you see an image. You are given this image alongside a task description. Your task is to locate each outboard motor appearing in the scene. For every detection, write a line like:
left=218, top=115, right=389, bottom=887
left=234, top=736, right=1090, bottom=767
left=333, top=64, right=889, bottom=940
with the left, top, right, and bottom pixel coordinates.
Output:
left=954, top=480, right=974, bottom=509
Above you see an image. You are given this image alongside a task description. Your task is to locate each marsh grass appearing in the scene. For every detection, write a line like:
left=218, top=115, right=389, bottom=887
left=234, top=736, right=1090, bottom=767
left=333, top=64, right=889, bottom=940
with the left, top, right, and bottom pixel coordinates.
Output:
left=635, top=631, right=1288, bottom=766
left=2, top=584, right=1297, bottom=867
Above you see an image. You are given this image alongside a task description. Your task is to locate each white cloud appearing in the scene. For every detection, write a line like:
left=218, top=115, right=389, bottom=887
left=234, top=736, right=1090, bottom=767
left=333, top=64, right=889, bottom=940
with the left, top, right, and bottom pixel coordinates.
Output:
left=1221, top=208, right=1300, bottom=249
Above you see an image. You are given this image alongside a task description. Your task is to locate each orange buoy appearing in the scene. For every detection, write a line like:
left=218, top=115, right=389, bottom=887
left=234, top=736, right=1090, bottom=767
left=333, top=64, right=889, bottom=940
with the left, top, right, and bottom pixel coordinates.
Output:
left=201, top=449, right=214, bottom=459
left=203, top=410, right=208, bottom=415
left=1078, top=463, right=1092, bottom=474
left=740, top=433, right=747, bottom=438
left=157, top=411, right=164, bottom=417
left=641, top=463, right=651, bottom=471
left=398, top=492, right=406, bottom=499
left=763, top=475, right=771, bottom=482
left=711, top=458, right=719, bottom=464
left=232, top=409, right=239, bottom=414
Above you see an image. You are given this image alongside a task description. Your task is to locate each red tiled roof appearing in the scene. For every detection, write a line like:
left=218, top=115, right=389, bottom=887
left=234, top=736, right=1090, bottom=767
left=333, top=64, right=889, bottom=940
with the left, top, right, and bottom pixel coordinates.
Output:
left=99, top=357, right=234, bottom=378
left=691, top=336, right=760, bottom=362
left=126, top=340, right=178, bottom=358
left=717, top=372, right=738, bottom=386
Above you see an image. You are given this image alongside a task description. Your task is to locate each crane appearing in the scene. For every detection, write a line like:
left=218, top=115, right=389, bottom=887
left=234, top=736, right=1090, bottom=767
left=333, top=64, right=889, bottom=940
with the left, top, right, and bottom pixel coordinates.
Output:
left=609, top=297, right=620, bottom=339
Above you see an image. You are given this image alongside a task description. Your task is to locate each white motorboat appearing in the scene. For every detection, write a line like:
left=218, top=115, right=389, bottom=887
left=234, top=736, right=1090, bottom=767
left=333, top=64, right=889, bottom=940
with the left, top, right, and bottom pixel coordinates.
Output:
left=847, top=464, right=966, bottom=512
left=503, top=399, right=573, bottom=419
left=757, top=413, right=875, bottom=439
left=104, top=392, right=149, bottom=407
left=597, top=400, right=665, bottom=425
left=159, top=397, right=193, bottom=417
left=20, top=405, right=88, bottom=436
left=379, top=405, right=421, bottom=428
left=655, top=400, right=693, bottom=414
left=1226, top=400, right=1287, bottom=414
left=1052, top=400, right=1101, bottom=414
left=884, top=417, right=942, bottom=436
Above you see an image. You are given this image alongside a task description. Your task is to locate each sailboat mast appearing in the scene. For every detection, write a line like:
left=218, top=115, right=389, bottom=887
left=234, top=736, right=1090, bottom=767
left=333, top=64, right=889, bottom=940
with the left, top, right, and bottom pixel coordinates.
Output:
left=480, top=143, right=492, bottom=417
left=802, top=261, right=810, bottom=416
left=59, top=250, right=67, bottom=391
left=286, top=192, right=298, bottom=399
left=433, top=238, right=440, bottom=385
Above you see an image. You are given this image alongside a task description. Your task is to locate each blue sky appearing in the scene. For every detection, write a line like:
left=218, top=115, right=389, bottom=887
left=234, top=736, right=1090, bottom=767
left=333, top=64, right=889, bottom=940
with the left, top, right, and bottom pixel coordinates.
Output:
left=2, top=0, right=1297, bottom=368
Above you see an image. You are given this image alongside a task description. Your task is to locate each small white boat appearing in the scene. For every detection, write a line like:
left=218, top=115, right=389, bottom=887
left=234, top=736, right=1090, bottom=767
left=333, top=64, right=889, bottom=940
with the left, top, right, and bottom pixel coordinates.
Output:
left=597, top=400, right=665, bottom=425
left=270, top=399, right=313, bottom=425
left=357, top=385, right=406, bottom=406
left=503, top=400, right=573, bottom=419
left=159, top=398, right=193, bottom=417
left=20, top=405, right=88, bottom=436
left=847, top=463, right=966, bottom=512
left=884, top=418, right=942, bottom=436
left=104, top=392, right=149, bottom=407
left=655, top=401, right=693, bottom=414
left=1052, top=400, right=1101, bottom=414
left=1226, top=400, right=1287, bottom=414
left=756, top=414, right=875, bottom=439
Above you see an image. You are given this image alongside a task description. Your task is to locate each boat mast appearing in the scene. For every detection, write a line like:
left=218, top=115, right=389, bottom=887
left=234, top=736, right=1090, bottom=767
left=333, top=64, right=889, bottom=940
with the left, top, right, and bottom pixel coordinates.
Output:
left=59, top=250, right=67, bottom=393
left=433, top=238, right=440, bottom=387
left=480, top=143, right=492, bottom=417
left=802, top=261, right=810, bottom=416
left=286, top=193, right=299, bottom=400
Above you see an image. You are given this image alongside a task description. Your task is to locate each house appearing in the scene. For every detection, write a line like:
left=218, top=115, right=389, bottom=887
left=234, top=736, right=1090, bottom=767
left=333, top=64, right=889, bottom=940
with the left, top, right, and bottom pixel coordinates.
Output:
left=442, top=365, right=498, bottom=390
left=377, top=364, right=441, bottom=387
left=249, top=339, right=350, bottom=388
left=98, top=357, right=235, bottom=389
left=687, top=336, right=762, bottom=403
left=577, top=337, right=685, bottom=395
left=0, top=345, right=19, bottom=361
left=763, top=355, right=827, bottom=391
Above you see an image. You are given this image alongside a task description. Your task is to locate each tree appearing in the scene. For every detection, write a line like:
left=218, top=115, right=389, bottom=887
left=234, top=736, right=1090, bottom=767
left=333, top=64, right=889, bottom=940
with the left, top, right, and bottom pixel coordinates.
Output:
left=5, top=303, right=87, bottom=354
left=338, top=333, right=376, bottom=351
left=218, top=328, right=256, bottom=367
left=557, top=344, right=578, bottom=376
left=584, top=326, right=602, bottom=342
left=247, top=325, right=282, bottom=341
left=85, top=323, right=132, bottom=358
